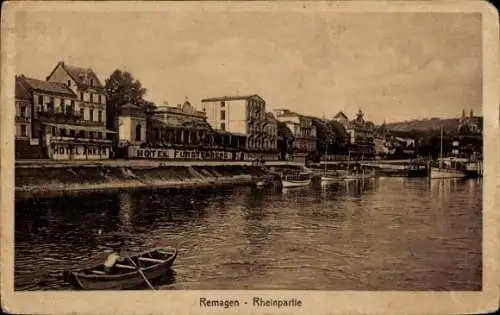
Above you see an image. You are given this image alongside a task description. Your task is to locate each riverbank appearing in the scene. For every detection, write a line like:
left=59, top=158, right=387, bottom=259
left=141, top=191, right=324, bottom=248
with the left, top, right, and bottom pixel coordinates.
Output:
left=15, top=164, right=270, bottom=198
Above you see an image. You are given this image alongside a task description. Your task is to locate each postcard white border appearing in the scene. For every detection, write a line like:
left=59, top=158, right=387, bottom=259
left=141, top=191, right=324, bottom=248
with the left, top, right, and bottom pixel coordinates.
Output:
left=1, top=1, right=499, bottom=314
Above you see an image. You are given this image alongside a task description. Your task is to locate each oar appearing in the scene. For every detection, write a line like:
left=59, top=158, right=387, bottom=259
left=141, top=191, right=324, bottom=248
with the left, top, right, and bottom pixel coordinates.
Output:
left=125, top=254, right=156, bottom=290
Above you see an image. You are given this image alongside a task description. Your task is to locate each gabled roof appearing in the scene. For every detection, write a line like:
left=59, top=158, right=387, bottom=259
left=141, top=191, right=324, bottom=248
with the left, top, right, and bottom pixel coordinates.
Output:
left=17, top=75, right=76, bottom=97
left=15, top=76, right=32, bottom=100
left=201, top=94, right=264, bottom=103
left=47, top=61, right=105, bottom=91
left=334, top=111, right=349, bottom=120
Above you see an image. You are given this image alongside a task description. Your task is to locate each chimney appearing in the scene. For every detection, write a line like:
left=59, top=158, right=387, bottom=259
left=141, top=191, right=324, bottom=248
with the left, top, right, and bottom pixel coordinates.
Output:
left=470, top=109, right=473, bottom=118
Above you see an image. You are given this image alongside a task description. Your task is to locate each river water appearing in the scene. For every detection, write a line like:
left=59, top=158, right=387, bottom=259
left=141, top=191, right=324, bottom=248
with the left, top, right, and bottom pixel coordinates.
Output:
left=15, top=177, right=482, bottom=291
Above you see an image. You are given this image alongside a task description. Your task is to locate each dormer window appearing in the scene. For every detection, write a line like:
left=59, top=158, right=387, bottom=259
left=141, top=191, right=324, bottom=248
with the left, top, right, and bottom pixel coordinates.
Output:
left=90, top=79, right=94, bottom=87
left=67, top=80, right=71, bottom=87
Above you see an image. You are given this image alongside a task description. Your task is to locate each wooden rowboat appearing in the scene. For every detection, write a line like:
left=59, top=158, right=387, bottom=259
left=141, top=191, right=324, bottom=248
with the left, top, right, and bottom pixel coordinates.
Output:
left=63, top=247, right=177, bottom=290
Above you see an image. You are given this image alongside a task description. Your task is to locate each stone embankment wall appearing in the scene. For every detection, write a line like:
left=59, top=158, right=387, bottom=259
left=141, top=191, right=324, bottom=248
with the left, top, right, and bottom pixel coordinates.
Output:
left=15, top=164, right=270, bottom=198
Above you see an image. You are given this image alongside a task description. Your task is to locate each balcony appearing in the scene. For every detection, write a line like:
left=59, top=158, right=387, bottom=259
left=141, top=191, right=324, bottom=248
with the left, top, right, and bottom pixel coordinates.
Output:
left=50, top=136, right=113, bottom=144
left=37, top=111, right=82, bottom=124
left=15, top=115, right=31, bottom=122
left=37, top=111, right=105, bottom=127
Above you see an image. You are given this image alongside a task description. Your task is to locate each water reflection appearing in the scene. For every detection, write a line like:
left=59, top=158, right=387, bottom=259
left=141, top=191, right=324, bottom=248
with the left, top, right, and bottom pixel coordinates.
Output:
left=15, top=178, right=482, bottom=291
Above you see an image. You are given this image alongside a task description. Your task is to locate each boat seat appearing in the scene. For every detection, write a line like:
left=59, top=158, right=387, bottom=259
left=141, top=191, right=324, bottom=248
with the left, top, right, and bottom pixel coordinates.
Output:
left=115, top=263, right=137, bottom=270
left=138, top=257, right=165, bottom=263
left=91, top=270, right=106, bottom=275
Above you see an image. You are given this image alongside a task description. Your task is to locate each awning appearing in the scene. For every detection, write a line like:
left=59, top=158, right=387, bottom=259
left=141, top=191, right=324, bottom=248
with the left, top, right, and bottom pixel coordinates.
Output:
left=41, top=122, right=117, bottom=133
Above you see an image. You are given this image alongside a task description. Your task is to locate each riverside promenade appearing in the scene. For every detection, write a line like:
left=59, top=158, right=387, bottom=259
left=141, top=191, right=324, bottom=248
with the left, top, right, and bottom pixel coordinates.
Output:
left=15, top=159, right=305, bottom=198
left=15, top=159, right=304, bottom=168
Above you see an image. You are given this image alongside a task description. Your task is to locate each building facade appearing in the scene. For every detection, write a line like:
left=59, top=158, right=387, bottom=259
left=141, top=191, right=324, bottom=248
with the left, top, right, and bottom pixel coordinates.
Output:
left=263, top=112, right=278, bottom=152
left=15, top=77, right=33, bottom=141
left=333, top=109, right=375, bottom=157
left=15, top=62, right=114, bottom=160
left=201, top=94, right=268, bottom=151
left=273, top=109, right=317, bottom=157
left=118, top=103, right=148, bottom=145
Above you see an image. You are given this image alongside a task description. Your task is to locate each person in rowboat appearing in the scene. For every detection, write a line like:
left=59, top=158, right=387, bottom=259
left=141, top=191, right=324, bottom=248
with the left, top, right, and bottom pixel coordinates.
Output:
left=103, top=242, right=125, bottom=274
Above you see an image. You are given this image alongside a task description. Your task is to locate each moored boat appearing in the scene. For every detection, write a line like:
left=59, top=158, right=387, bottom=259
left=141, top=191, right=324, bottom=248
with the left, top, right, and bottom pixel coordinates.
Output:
left=281, top=172, right=312, bottom=188
left=463, top=161, right=482, bottom=178
left=429, top=167, right=467, bottom=179
left=63, top=247, right=177, bottom=290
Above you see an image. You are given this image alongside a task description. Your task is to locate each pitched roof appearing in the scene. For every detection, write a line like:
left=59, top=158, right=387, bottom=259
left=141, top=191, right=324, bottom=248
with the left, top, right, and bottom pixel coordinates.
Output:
left=18, top=75, right=76, bottom=97
left=334, top=111, right=349, bottom=119
left=15, top=76, right=32, bottom=100
left=47, top=61, right=105, bottom=90
left=201, top=94, right=263, bottom=102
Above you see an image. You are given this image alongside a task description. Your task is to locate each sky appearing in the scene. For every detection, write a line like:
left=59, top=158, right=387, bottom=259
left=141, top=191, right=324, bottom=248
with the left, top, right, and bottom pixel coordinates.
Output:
left=14, top=9, right=482, bottom=124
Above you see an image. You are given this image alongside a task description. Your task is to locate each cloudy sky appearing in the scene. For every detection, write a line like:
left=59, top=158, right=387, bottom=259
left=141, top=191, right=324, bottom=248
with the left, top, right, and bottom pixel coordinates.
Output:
left=15, top=8, right=482, bottom=124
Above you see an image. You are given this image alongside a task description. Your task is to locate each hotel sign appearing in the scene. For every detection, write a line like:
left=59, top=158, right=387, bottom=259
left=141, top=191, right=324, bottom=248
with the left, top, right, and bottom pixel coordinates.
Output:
left=130, top=146, right=241, bottom=161
left=50, top=143, right=111, bottom=160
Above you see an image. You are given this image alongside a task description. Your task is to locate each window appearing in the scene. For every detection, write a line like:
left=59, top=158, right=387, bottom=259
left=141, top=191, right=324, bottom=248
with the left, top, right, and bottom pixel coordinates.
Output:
left=38, top=95, right=43, bottom=106
left=89, top=132, right=94, bottom=139
left=69, top=129, right=76, bottom=137
left=66, top=105, right=72, bottom=114
left=20, top=125, right=27, bottom=137
left=89, top=109, right=94, bottom=121
left=60, top=129, right=66, bottom=137
left=90, top=93, right=94, bottom=103
left=98, top=132, right=102, bottom=139
left=220, top=122, right=226, bottom=131
left=80, top=92, right=84, bottom=101
left=90, top=79, right=94, bottom=87
left=60, top=99, right=65, bottom=112
left=80, top=108, right=84, bottom=118
left=98, top=94, right=102, bottom=104
left=98, top=111, right=102, bottom=122
left=221, top=101, right=225, bottom=108
left=220, top=110, right=225, bottom=120
left=20, top=106, right=26, bottom=117
left=78, top=130, right=85, bottom=138
left=135, top=124, right=142, bottom=142
left=67, top=80, right=71, bottom=87
left=48, top=98, right=54, bottom=113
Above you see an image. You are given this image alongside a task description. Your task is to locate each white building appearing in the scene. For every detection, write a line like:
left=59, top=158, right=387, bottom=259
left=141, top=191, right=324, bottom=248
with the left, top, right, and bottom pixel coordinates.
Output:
left=118, top=103, right=147, bottom=145
left=200, top=94, right=267, bottom=150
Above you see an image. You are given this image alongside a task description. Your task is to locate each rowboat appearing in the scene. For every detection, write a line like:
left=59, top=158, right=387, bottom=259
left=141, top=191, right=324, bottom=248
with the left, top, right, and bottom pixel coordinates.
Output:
left=63, top=247, right=177, bottom=290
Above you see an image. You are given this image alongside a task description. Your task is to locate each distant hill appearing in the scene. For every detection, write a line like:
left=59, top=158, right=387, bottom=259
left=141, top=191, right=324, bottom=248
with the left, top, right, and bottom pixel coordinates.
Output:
left=384, top=118, right=460, bottom=133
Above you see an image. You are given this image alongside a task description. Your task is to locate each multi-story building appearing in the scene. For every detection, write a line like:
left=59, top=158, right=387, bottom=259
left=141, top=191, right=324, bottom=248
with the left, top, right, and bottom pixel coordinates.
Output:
left=146, top=100, right=246, bottom=149
left=14, top=76, right=43, bottom=159
left=15, top=77, right=33, bottom=141
left=273, top=109, right=316, bottom=159
left=122, top=100, right=251, bottom=161
left=200, top=94, right=267, bottom=151
left=15, top=62, right=114, bottom=160
left=263, top=112, right=278, bottom=152
left=46, top=61, right=107, bottom=128
left=334, top=109, right=375, bottom=157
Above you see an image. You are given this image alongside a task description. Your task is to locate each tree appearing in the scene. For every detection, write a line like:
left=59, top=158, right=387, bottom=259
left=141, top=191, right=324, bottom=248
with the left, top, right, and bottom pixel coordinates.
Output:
left=105, top=70, right=154, bottom=132
left=105, top=70, right=147, bottom=106
left=311, top=118, right=335, bottom=154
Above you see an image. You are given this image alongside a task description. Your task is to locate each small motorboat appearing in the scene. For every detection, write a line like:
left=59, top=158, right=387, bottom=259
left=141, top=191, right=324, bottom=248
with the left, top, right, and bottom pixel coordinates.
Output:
left=63, top=247, right=177, bottom=290
left=281, top=172, right=312, bottom=188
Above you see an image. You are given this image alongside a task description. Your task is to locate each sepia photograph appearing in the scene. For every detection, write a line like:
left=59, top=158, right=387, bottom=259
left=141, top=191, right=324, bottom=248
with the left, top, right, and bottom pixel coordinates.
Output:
left=1, top=1, right=498, bottom=314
